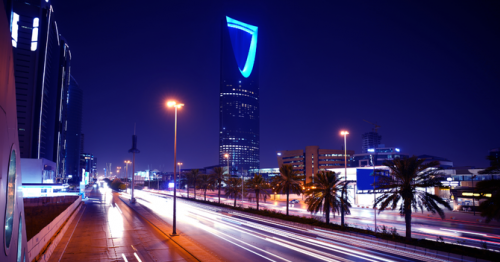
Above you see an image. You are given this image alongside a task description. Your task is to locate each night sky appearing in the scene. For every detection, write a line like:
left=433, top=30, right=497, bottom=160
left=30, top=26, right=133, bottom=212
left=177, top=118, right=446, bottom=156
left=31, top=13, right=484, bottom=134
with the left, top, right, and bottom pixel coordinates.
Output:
left=51, top=0, right=500, bottom=173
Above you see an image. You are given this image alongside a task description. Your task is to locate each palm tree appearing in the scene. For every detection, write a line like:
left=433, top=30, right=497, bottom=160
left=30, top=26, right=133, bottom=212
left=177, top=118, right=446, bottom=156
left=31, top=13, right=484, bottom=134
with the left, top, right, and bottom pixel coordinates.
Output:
left=304, top=171, right=350, bottom=224
left=273, top=164, right=303, bottom=216
left=475, top=180, right=500, bottom=223
left=246, top=174, right=270, bottom=210
left=189, top=169, right=201, bottom=200
left=374, top=156, right=452, bottom=241
left=212, top=166, right=225, bottom=204
left=225, top=177, right=242, bottom=207
left=197, top=174, right=215, bottom=201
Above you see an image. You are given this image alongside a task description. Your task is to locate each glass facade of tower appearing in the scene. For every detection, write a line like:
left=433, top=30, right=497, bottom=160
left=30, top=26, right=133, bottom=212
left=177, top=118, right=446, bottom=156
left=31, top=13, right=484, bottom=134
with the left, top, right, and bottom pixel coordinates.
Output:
left=219, top=16, right=260, bottom=174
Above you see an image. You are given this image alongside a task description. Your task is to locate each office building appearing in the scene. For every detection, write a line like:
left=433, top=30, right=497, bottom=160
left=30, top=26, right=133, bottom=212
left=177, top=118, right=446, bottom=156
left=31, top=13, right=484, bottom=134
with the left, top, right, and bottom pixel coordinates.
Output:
left=11, top=0, right=74, bottom=180
left=64, top=76, right=83, bottom=182
left=277, top=146, right=354, bottom=184
left=361, top=131, right=382, bottom=153
left=219, top=16, right=260, bottom=174
left=0, top=2, right=29, bottom=259
left=352, top=147, right=408, bottom=167
left=13, top=0, right=59, bottom=160
left=80, top=153, right=96, bottom=181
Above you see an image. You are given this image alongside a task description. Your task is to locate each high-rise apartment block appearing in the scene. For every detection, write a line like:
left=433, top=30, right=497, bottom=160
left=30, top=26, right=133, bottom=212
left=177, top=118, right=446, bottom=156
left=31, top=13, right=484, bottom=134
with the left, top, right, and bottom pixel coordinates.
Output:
left=219, top=16, right=260, bottom=174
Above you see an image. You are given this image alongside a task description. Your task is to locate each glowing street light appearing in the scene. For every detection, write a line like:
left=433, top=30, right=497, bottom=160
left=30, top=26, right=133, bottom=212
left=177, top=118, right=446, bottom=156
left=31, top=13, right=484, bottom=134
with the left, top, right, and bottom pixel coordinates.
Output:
left=167, top=100, right=184, bottom=236
left=340, top=130, right=349, bottom=228
left=177, top=162, right=183, bottom=189
left=224, top=154, right=230, bottom=176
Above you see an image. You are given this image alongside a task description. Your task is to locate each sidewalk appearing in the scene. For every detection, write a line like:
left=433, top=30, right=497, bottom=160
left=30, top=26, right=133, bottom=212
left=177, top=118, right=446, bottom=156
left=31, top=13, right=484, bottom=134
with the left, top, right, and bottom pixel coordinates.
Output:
left=49, top=188, right=197, bottom=262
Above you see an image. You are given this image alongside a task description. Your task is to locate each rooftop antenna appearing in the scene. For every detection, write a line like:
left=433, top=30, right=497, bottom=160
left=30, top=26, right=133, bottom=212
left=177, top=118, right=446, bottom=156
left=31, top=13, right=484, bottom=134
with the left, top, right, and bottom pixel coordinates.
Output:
left=363, top=119, right=381, bottom=133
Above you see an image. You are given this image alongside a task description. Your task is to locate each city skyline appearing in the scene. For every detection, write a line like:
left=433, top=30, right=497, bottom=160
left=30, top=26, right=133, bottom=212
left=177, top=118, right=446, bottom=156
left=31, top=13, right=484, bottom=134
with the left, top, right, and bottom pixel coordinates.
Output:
left=49, top=0, right=499, bottom=173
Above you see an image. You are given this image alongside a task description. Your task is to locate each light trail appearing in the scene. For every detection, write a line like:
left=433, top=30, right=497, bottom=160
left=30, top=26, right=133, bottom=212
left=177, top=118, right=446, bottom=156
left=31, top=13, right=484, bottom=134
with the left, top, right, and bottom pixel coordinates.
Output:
left=134, top=190, right=443, bottom=262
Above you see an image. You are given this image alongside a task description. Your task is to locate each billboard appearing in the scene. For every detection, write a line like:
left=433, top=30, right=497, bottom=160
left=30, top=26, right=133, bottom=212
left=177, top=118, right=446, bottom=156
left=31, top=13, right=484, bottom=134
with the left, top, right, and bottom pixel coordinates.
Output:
left=356, top=168, right=390, bottom=193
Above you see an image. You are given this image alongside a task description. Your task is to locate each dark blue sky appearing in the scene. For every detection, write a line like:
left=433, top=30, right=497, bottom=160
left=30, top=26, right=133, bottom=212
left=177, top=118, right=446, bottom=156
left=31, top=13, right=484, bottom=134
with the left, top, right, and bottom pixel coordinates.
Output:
left=52, top=0, right=500, bottom=173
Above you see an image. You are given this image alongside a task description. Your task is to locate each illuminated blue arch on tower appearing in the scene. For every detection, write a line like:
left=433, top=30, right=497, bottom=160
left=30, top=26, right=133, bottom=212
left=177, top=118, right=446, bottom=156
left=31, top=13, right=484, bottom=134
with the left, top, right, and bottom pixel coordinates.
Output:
left=226, top=16, right=258, bottom=78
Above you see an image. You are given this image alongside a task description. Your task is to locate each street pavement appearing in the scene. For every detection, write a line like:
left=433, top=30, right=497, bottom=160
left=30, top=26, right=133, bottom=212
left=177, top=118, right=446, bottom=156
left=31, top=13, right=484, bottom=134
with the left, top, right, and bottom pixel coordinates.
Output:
left=48, top=186, right=196, bottom=262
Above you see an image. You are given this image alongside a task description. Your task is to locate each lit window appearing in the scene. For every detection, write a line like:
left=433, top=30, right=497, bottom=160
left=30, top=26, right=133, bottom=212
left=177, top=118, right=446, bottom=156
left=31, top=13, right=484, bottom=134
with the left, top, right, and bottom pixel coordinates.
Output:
left=17, top=214, right=23, bottom=262
left=11, top=13, right=19, bottom=47
left=31, top=18, right=40, bottom=51
left=5, top=149, right=17, bottom=248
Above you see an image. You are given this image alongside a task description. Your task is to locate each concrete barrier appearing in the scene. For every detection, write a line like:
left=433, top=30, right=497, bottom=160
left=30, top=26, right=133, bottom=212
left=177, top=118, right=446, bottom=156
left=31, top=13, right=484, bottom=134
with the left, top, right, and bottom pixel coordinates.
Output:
left=24, top=195, right=79, bottom=207
left=26, top=195, right=82, bottom=262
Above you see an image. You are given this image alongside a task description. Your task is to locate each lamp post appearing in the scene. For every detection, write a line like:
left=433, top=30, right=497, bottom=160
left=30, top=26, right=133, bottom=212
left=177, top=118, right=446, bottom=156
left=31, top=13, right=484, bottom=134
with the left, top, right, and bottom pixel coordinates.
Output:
left=177, top=162, right=183, bottom=190
left=124, top=161, right=131, bottom=191
left=370, top=149, right=377, bottom=233
left=128, top=127, right=140, bottom=203
left=225, top=153, right=230, bottom=176
left=340, top=130, right=349, bottom=227
left=167, top=100, right=184, bottom=236
left=472, top=174, right=476, bottom=216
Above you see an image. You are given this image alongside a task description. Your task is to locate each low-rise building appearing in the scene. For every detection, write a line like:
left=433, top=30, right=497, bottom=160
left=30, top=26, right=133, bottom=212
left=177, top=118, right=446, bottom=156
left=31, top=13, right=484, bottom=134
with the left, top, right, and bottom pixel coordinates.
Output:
left=351, top=147, right=408, bottom=167
left=277, top=146, right=354, bottom=184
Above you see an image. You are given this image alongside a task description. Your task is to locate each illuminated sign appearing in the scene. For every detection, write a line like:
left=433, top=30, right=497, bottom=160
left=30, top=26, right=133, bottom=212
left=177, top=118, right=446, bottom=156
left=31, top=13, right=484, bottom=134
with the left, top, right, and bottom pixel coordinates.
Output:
left=440, top=181, right=460, bottom=187
left=168, top=183, right=175, bottom=188
left=367, top=149, right=375, bottom=153
left=226, top=16, right=258, bottom=78
left=395, top=148, right=400, bottom=152
left=462, top=192, right=491, bottom=197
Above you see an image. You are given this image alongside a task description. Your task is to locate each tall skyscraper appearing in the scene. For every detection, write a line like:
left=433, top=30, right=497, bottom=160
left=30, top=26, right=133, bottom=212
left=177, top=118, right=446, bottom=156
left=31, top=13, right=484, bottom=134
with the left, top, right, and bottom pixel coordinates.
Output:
left=361, top=131, right=382, bottom=153
left=64, top=76, right=83, bottom=181
left=219, top=16, right=260, bottom=174
left=12, top=0, right=60, bottom=161
left=11, top=0, right=76, bottom=181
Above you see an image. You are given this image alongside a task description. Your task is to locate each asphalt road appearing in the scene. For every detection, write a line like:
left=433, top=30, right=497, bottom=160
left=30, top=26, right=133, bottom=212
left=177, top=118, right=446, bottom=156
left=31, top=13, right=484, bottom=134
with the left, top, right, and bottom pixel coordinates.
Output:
left=131, top=190, right=453, bottom=262
left=165, top=189, right=500, bottom=252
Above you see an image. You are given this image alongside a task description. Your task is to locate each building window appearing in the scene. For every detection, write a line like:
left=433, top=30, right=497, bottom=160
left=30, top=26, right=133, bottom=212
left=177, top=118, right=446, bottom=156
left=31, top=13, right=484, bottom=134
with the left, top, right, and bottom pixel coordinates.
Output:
left=17, top=214, right=23, bottom=262
left=4, top=149, right=17, bottom=249
left=31, top=18, right=39, bottom=51
left=11, top=13, right=19, bottom=47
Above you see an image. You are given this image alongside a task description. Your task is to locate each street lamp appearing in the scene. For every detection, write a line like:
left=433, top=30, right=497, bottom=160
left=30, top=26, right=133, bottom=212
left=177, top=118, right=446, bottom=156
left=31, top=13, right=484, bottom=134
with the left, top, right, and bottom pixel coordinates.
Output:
left=177, top=162, right=183, bottom=190
left=340, top=130, right=349, bottom=228
left=167, top=100, right=184, bottom=236
left=124, top=160, right=131, bottom=190
left=224, top=153, right=230, bottom=176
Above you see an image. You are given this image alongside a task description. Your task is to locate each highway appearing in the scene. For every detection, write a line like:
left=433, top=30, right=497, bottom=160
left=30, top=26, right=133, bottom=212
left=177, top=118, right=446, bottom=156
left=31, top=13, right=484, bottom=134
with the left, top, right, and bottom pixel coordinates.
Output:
left=173, top=189, right=500, bottom=251
left=139, top=189, right=500, bottom=253
left=128, top=190, right=463, bottom=262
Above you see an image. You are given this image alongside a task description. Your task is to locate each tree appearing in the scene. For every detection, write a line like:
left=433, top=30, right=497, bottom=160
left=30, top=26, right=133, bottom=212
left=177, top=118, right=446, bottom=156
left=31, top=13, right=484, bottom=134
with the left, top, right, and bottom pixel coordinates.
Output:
left=225, top=177, right=242, bottom=207
left=475, top=180, right=500, bottom=223
left=272, top=165, right=303, bottom=216
left=211, top=166, right=225, bottom=204
left=246, top=174, right=270, bottom=210
left=190, top=169, right=201, bottom=200
left=374, top=156, right=452, bottom=241
left=479, top=155, right=500, bottom=175
left=304, top=171, right=349, bottom=224
left=197, top=174, right=215, bottom=201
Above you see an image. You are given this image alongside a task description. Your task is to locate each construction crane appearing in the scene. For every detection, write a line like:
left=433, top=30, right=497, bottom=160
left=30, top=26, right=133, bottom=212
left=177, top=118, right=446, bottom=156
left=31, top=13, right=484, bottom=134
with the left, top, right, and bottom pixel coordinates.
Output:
left=363, top=119, right=380, bottom=133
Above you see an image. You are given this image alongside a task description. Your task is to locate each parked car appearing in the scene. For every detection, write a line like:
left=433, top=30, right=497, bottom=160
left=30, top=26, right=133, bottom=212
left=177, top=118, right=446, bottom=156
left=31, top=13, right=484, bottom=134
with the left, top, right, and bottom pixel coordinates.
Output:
left=289, top=199, right=300, bottom=204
